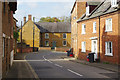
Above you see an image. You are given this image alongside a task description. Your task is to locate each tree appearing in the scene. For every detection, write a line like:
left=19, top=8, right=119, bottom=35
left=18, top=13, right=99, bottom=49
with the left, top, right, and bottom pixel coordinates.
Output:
left=39, top=16, right=70, bottom=22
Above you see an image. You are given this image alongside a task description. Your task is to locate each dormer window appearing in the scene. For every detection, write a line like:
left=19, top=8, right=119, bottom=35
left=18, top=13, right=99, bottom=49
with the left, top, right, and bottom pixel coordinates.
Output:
left=86, top=6, right=90, bottom=16
left=111, top=0, right=118, bottom=7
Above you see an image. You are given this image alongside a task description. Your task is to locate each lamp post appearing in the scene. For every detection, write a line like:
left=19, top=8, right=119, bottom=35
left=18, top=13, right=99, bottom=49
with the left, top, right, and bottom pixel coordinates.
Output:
left=33, top=17, right=35, bottom=52
left=21, top=21, right=22, bottom=53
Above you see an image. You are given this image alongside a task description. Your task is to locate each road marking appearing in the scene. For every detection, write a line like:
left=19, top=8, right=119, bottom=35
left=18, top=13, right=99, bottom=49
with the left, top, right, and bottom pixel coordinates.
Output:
left=67, top=69, right=83, bottom=77
left=54, top=64, right=63, bottom=68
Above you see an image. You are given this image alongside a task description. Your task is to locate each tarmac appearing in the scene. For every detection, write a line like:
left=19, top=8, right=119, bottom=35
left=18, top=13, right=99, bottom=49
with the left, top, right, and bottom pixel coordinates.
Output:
left=2, top=52, right=120, bottom=79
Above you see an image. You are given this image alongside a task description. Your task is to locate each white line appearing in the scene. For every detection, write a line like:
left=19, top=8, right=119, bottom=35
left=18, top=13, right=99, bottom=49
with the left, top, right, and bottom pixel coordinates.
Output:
left=54, top=64, right=63, bottom=68
left=67, top=69, right=83, bottom=77
left=43, top=56, right=47, bottom=60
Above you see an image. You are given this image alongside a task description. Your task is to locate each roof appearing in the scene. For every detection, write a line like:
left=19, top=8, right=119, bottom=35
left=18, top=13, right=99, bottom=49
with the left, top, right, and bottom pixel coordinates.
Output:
left=35, top=22, right=71, bottom=33
left=71, top=1, right=76, bottom=13
left=87, top=1, right=100, bottom=6
left=77, top=0, right=120, bottom=22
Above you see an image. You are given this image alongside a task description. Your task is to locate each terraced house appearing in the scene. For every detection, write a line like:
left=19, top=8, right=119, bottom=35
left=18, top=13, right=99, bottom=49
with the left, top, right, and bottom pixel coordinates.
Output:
left=19, top=15, right=71, bottom=51
left=0, top=1, right=17, bottom=79
left=72, top=0, right=120, bottom=64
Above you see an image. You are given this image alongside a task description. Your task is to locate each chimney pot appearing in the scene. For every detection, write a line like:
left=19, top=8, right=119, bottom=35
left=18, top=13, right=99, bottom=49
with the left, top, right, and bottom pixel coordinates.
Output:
left=24, top=17, right=26, bottom=24
left=28, top=15, right=32, bottom=20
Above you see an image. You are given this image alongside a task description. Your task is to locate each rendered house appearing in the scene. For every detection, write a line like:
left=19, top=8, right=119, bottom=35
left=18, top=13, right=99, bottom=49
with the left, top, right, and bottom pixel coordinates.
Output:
left=19, top=15, right=71, bottom=50
left=76, top=0, right=120, bottom=64
left=0, top=1, right=17, bottom=78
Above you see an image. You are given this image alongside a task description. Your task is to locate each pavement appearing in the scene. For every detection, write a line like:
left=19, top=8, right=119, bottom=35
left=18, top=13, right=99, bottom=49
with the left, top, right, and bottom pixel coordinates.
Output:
left=61, top=56, right=119, bottom=72
left=3, top=53, right=39, bottom=80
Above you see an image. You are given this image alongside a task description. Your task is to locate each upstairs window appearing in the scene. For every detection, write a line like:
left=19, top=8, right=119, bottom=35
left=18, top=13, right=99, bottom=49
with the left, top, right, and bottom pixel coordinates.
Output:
left=63, top=33, right=67, bottom=39
left=111, top=0, right=118, bottom=7
left=106, top=18, right=112, bottom=32
left=86, top=6, right=90, bottom=16
left=93, top=22, right=97, bottom=33
left=45, top=33, right=49, bottom=39
left=81, top=24, right=86, bottom=34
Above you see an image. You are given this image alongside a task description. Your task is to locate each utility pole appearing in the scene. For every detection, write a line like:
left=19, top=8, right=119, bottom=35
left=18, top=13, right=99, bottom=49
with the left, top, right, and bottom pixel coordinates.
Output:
left=21, top=21, right=22, bottom=53
left=33, top=17, right=35, bottom=52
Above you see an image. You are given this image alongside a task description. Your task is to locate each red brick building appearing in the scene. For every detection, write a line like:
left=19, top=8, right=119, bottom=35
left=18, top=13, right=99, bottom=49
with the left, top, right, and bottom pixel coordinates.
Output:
left=0, top=1, right=17, bottom=78
left=76, top=0, right=120, bottom=64
left=71, top=0, right=100, bottom=58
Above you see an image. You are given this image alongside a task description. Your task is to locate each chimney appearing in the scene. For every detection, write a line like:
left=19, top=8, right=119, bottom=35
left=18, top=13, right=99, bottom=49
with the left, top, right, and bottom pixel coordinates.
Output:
left=28, top=15, right=32, bottom=20
left=24, top=17, right=26, bottom=24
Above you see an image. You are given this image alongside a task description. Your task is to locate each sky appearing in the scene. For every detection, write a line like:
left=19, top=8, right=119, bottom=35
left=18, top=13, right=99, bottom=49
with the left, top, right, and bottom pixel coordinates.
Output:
left=14, top=0, right=75, bottom=26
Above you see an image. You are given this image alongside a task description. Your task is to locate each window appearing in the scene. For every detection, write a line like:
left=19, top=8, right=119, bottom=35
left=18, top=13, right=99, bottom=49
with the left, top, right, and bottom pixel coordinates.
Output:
left=45, top=41, right=49, bottom=46
left=106, top=18, right=112, bottom=32
left=111, top=0, right=118, bottom=7
left=93, top=22, right=96, bottom=33
left=81, top=42, right=86, bottom=52
left=82, top=24, right=86, bottom=34
left=86, top=6, right=90, bottom=16
left=63, top=33, right=67, bottom=39
left=63, top=40, right=67, bottom=46
left=105, top=42, right=113, bottom=56
left=3, top=38, right=5, bottom=58
left=45, top=33, right=49, bottom=39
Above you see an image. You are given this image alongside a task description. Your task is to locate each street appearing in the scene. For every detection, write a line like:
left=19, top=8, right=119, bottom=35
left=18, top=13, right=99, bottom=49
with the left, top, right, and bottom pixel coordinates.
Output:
left=25, top=50, right=118, bottom=79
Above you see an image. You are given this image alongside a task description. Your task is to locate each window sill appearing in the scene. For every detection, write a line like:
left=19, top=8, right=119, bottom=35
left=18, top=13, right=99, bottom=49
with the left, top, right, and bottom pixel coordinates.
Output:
left=81, top=33, right=86, bottom=35
left=63, top=45, right=67, bottom=46
left=81, top=51, right=86, bottom=53
left=105, top=53, right=113, bottom=57
left=92, top=32, right=96, bottom=33
left=105, top=30, right=112, bottom=32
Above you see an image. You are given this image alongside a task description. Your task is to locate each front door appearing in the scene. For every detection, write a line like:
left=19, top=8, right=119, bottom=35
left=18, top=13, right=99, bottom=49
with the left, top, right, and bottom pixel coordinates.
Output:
left=92, top=40, right=97, bottom=61
left=52, top=41, right=56, bottom=49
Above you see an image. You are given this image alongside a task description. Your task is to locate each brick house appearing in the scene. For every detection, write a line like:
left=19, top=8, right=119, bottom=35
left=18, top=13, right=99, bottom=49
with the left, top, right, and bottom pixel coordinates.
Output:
left=0, top=1, right=17, bottom=78
left=19, top=15, right=71, bottom=50
left=76, top=0, right=120, bottom=64
left=71, top=0, right=100, bottom=58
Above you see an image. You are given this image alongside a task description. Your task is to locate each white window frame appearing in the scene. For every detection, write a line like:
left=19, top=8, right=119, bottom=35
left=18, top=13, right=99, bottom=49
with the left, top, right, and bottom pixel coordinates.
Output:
left=111, top=0, right=118, bottom=7
left=86, top=6, right=90, bottom=16
left=63, top=40, right=67, bottom=46
left=3, top=37, right=5, bottom=58
left=45, top=41, right=49, bottom=46
left=105, top=18, right=112, bottom=32
left=81, top=42, right=86, bottom=52
left=105, top=41, right=113, bottom=56
left=45, top=33, right=49, bottom=39
left=63, top=33, right=67, bottom=39
left=93, top=22, right=97, bottom=33
left=81, top=24, right=86, bottom=34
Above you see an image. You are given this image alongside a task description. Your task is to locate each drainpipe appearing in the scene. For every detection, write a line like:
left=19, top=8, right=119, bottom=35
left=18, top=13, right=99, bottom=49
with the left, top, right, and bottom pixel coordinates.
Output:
left=98, top=16, right=100, bottom=62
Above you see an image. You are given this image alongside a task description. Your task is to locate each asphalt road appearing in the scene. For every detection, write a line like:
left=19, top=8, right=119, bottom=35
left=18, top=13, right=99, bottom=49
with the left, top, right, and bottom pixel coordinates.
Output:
left=25, top=50, right=118, bottom=79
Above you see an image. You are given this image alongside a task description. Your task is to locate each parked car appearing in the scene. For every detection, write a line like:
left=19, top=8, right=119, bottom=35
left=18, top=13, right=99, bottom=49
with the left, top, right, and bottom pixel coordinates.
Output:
left=66, top=48, right=74, bottom=57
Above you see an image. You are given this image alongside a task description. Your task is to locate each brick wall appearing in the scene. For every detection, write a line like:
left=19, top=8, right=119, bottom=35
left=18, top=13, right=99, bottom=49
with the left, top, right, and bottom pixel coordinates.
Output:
left=39, top=47, right=51, bottom=50
left=55, top=47, right=70, bottom=52
left=0, top=1, right=2, bottom=79
left=71, top=1, right=86, bottom=58
left=118, top=11, right=120, bottom=64
left=77, top=12, right=119, bottom=64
